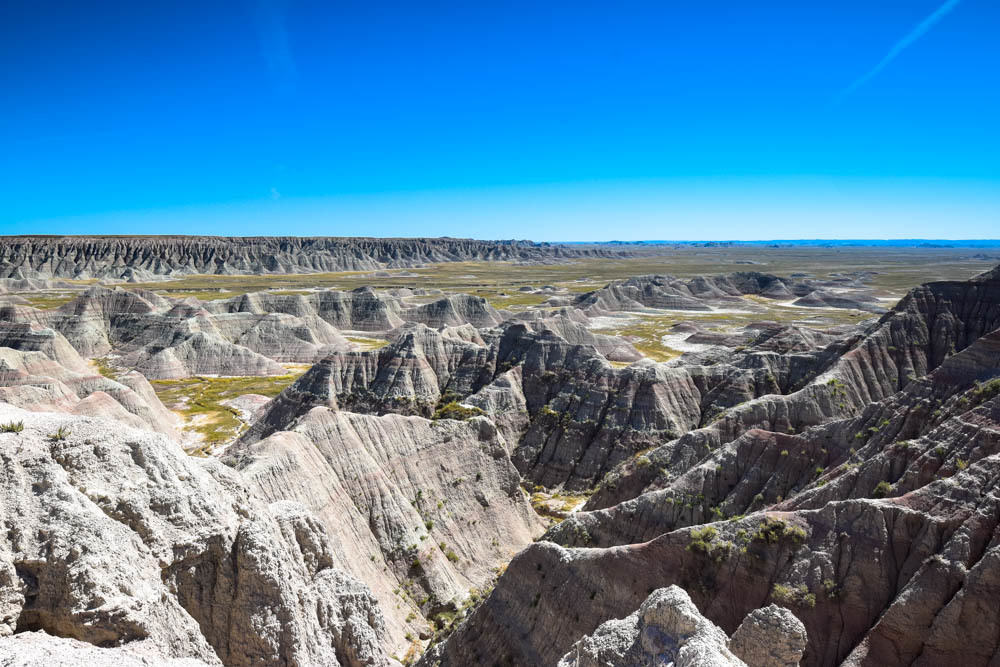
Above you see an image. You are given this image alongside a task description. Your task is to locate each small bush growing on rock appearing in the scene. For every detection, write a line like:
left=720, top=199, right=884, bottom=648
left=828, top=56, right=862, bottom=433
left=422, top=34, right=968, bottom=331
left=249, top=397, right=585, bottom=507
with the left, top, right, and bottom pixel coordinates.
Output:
left=0, top=421, right=24, bottom=433
left=753, top=518, right=807, bottom=546
left=687, top=526, right=719, bottom=554
left=772, top=583, right=816, bottom=608
left=972, top=378, right=1000, bottom=401
left=432, top=402, right=485, bottom=421
left=956, top=458, right=968, bottom=471
left=446, top=549, right=459, bottom=563
left=873, top=481, right=892, bottom=498
left=47, top=425, right=71, bottom=442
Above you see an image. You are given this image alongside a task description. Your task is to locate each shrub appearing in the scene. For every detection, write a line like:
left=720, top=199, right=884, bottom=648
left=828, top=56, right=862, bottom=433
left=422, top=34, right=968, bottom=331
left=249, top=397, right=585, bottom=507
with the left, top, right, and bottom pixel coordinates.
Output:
left=0, top=421, right=24, bottom=433
left=47, top=425, right=71, bottom=442
left=432, top=402, right=485, bottom=421
left=446, top=550, right=459, bottom=563
left=753, top=517, right=807, bottom=546
left=687, top=525, right=718, bottom=554
left=772, top=583, right=816, bottom=608
left=956, top=458, right=968, bottom=471
left=873, top=480, right=892, bottom=498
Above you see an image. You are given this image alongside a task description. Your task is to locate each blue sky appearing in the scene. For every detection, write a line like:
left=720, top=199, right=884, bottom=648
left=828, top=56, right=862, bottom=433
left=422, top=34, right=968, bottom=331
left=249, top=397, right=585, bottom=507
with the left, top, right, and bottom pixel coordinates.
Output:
left=2, top=1, right=998, bottom=240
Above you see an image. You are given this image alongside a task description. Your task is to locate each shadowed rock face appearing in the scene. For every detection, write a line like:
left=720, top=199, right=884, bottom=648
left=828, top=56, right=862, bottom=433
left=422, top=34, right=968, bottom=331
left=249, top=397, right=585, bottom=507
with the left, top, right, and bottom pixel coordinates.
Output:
left=586, top=266, right=1000, bottom=510
left=246, top=318, right=865, bottom=491
left=0, top=405, right=388, bottom=666
left=427, top=269, right=1000, bottom=667
left=0, top=236, right=635, bottom=279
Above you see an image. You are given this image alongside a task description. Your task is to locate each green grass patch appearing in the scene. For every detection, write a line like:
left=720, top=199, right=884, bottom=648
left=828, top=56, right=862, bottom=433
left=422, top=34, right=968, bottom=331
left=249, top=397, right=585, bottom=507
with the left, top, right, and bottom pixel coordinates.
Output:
left=345, top=336, right=391, bottom=350
left=431, top=401, right=485, bottom=421
left=20, top=293, right=79, bottom=310
left=152, top=373, right=304, bottom=454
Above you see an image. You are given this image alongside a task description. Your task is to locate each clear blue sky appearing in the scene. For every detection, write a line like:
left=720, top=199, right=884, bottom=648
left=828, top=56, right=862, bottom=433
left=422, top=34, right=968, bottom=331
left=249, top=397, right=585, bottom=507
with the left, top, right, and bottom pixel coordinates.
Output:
left=2, top=1, right=998, bottom=240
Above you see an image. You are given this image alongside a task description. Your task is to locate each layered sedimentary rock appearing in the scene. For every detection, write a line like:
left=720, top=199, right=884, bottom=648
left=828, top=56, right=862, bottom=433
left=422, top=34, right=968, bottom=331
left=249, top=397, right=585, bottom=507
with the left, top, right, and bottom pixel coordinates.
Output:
left=573, top=272, right=885, bottom=315
left=0, top=236, right=634, bottom=279
left=586, top=265, right=1000, bottom=510
left=0, top=405, right=388, bottom=666
left=0, top=347, right=178, bottom=437
left=429, top=268, right=1000, bottom=667
left=248, top=316, right=863, bottom=491
left=225, top=407, right=544, bottom=650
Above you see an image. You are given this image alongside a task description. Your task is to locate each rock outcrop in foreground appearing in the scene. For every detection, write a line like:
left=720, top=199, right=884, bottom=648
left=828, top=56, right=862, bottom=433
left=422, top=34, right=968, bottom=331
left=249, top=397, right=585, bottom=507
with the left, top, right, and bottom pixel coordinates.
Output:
left=0, top=405, right=388, bottom=666
left=555, top=587, right=806, bottom=667
left=0, top=236, right=633, bottom=279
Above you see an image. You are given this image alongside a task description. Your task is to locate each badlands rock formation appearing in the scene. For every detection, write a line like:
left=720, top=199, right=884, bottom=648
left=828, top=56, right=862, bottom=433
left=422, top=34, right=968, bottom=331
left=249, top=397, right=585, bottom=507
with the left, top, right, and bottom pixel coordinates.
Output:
left=0, top=236, right=635, bottom=279
left=226, top=409, right=544, bottom=647
left=2, top=251, right=999, bottom=666
left=573, top=272, right=885, bottom=315
left=554, top=587, right=806, bottom=667
left=0, top=404, right=387, bottom=666
left=425, top=267, right=1000, bottom=666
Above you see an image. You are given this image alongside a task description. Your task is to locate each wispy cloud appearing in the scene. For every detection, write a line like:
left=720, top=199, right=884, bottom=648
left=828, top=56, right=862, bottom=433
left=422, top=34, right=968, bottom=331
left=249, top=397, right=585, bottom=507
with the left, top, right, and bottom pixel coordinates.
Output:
left=255, top=0, right=297, bottom=92
left=834, top=0, right=962, bottom=104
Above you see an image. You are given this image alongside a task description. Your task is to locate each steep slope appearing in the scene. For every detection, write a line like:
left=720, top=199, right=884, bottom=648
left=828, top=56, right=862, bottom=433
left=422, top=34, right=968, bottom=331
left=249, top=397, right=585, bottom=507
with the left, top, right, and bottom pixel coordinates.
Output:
left=427, top=268, right=1000, bottom=667
left=587, top=265, right=1000, bottom=510
left=0, top=404, right=388, bottom=666
left=225, top=408, right=544, bottom=651
left=0, top=347, right=178, bottom=437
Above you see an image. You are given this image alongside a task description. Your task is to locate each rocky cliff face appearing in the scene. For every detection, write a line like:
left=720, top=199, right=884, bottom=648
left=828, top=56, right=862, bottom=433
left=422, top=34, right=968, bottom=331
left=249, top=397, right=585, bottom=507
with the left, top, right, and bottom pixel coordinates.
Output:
left=4, top=255, right=1000, bottom=666
left=0, top=405, right=388, bottom=666
left=426, top=267, right=1000, bottom=667
left=225, top=408, right=544, bottom=651
left=0, top=236, right=633, bottom=279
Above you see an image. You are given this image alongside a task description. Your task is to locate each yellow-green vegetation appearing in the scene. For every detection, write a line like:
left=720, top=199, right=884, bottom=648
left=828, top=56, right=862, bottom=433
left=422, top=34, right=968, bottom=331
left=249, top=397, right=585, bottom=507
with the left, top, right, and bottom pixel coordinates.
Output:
left=431, top=401, right=485, bottom=421
left=47, top=425, right=71, bottom=442
left=526, top=487, right=591, bottom=523
left=91, top=357, right=119, bottom=379
left=152, top=373, right=305, bottom=454
left=20, top=293, right=78, bottom=309
left=122, top=247, right=992, bottom=302
left=114, top=249, right=992, bottom=364
left=345, top=336, right=391, bottom=350
left=0, top=421, right=24, bottom=433
left=772, top=583, right=817, bottom=608
left=752, top=517, right=808, bottom=545
left=873, top=480, right=893, bottom=498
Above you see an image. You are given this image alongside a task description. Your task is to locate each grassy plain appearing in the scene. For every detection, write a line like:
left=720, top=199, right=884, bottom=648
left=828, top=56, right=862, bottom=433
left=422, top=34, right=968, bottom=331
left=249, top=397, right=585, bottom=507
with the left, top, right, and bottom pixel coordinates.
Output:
left=120, top=246, right=993, bottom=301
left=151, top=372, right=305, bottom=455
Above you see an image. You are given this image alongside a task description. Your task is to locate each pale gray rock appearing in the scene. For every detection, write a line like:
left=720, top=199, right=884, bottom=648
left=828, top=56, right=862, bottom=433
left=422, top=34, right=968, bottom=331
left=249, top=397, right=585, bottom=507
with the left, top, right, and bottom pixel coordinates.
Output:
left=0, top=404, right=389, bottom=666
left=0, top=236, right=635, bottom=279
left=0, top=348, right=179, bottom=437
left=226, top=408, right=544, bottom=651
left=0, top=631, right=212, bottom=666
left=729, top=604, right=807, bottom=667
left=558, top=586, right=745, bottom=667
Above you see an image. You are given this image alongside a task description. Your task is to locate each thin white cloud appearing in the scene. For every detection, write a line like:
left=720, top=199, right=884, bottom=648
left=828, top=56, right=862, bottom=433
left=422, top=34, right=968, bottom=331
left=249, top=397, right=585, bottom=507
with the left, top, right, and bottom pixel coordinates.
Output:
left=255, top=0, right=297, bottom=91
left=834, top=0, right=962, bottom=104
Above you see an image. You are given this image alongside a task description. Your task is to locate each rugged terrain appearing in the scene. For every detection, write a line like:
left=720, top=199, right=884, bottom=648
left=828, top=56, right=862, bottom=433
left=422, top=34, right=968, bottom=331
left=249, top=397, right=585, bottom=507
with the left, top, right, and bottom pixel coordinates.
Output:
left=0, top=236, right=635, bottom=279
left=1, top=243, right=999, bottom=665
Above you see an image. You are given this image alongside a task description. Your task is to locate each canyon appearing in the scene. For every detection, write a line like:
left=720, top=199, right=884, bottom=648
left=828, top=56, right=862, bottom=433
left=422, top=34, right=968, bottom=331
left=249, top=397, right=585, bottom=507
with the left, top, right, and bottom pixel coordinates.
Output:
left=1, top=240, right=998, bottom=666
